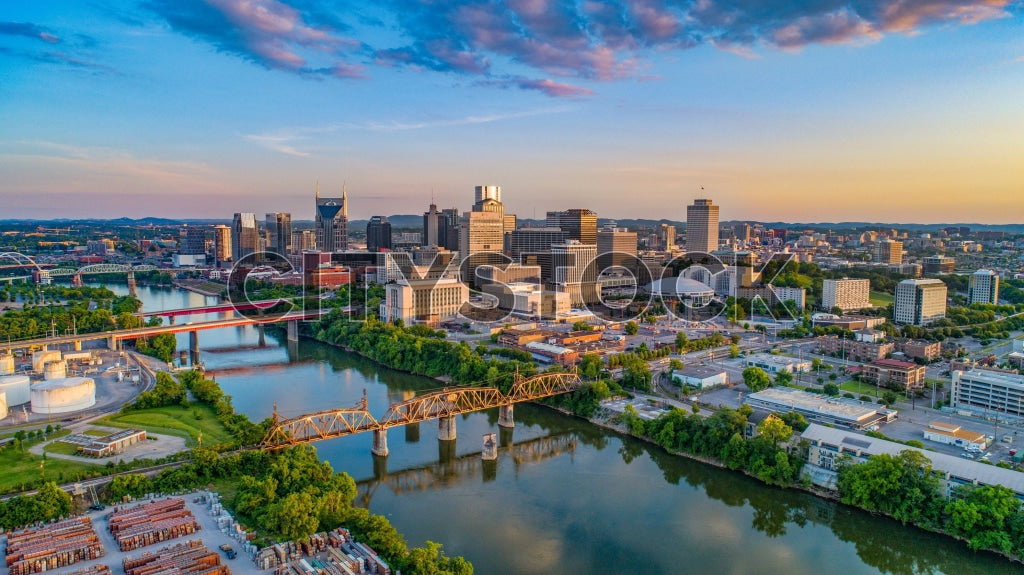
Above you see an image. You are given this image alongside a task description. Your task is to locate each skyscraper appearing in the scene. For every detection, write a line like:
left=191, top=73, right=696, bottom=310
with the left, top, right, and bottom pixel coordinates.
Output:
left=968, top=269, right=999, bottom=305
left=179, top=225, right=206, bottom=255
left=315, top=182, right=348, bottom=252
left=265, top=213, right=292, bottom=256
left=475, top=185, right=501, bottom=204
left=875, top=240, right=903, bottom=264
left=366, top=216, right=392, bottom=252
left=423, top=202, right=441, bottom=247
left=551, top=240, right=598, bottom=306
left=597, top=227, right=638, bottom=273
left=822, top=278, right=870, bottom=312
left=686, top=199, right=719, bottom=253
left=441, top=208, right=460, bottom=251
left=894, top=278, right=947, bottom=326
left=213, top=225, right=232, bottom=265
left=231, top=213, right=259, bottom=262
left=546, top=209, right=598, bottom=245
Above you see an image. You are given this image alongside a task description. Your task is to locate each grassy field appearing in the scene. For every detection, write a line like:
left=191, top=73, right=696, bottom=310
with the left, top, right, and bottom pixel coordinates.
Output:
left=96, top=403, right=232, bottom=447
left=44, top=441, right=84, bottom=456
left=869, top=291, right=894, bottom=306
left=0, top=439, right=102, bottom=494
left=840, top=380, right=880, bottom=398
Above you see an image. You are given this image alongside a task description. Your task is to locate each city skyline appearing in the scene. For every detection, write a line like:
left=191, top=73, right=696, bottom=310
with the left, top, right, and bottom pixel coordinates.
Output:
left=2, top=1, right=1023, bottom=222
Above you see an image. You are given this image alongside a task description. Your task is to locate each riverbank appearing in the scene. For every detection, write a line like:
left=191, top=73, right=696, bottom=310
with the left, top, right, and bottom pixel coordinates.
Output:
left=172, top=279, right=225, bottom=298
left=300, top=324, right=1024, bottom=566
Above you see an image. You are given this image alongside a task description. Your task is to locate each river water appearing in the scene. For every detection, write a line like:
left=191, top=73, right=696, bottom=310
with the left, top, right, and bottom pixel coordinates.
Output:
left=93, top=282, right=1019, bottom=575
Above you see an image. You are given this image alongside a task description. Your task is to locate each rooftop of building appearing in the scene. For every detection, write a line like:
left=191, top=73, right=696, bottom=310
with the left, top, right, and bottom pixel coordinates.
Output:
left=746, top=353, right=810, bottom=366
left=802, top=423, right=1024, bottom=497
left=675, top=365, right=727, bottom=379
left=748, top=387, right=883, bottom=421
left=869, top=359, right=920, bottom=370
left=954, top=367, right=1024, bottom=385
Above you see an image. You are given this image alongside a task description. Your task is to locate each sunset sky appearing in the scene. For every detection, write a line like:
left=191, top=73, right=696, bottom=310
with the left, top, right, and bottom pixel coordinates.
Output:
left=2, top=1, right=1022, bottom=223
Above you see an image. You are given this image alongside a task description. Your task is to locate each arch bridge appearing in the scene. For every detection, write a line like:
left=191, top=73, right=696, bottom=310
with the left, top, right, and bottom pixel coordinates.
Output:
left=260, top=371, right=582, bottom=455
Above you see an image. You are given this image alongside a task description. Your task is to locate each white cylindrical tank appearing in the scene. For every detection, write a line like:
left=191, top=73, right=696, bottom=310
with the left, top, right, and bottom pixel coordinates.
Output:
left=0, top=390, right=7, bottom=420
left=30, top=377, right=96, bottom=414
left=0, top=353, right=14, bottom=375
left=43, top=360, right=68, bottom=380
left=32, top=350, right=62, bottom=373
left=0, top=375, right=31, bottom=405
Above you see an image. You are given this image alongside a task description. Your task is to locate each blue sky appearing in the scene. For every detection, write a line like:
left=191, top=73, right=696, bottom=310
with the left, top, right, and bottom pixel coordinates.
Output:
left=1, top=1, right=1022, bottom=223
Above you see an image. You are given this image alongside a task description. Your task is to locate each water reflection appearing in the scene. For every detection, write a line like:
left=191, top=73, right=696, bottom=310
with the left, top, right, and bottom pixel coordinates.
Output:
left=108, top=282, right=1019, bottom=575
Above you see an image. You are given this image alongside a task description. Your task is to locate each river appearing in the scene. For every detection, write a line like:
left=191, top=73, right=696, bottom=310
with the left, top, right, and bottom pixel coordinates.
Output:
left=92, top=282, right=1020, bottom=575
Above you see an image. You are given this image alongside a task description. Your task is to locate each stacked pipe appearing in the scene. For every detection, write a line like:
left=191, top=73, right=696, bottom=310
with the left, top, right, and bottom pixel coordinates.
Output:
left=4, top=517, right=105, bottom=575
left=122, top=539, right=228, bottom=575
left=108, top=498, right=200, bottom=552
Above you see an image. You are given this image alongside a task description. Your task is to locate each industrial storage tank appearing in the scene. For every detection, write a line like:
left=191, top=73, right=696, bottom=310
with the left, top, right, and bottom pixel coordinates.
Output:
left=30, top=377, right=96, bottom=414
left=0, top=353, right=14, bottom=375
left=32, top=350, right=62, bottom=373
left=43, top=360, right=68, bottom=380
left=0, top=375, right=31, bottom=405
left=0, top=390, right=7, bottom=420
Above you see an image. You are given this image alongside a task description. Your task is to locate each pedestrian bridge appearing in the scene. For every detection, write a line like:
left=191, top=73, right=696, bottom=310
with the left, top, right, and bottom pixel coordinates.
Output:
left=260, top=371, right=582, bottom=455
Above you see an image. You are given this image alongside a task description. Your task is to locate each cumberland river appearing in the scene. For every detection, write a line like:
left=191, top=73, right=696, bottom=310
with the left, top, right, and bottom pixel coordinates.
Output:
left=96, top=282, right=1019, bottom=575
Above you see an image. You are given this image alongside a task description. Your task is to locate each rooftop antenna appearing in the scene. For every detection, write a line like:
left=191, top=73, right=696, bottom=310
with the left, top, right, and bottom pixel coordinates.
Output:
left=315, top=180, right=320, bottom=200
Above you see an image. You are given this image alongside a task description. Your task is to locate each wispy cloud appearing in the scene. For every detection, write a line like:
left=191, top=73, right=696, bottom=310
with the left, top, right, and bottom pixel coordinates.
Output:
left=0, top=21, right=60, bottom=43
left=245, top=107, right=571, bottom=155
left=141, top=0, right=1017, bottom=97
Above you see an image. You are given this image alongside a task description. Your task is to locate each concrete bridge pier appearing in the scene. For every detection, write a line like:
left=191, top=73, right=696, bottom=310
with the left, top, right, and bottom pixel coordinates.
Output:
left=482, top=433, right=497, bottom=461
left=405, top=422, right=420, bottom=443
left=189, top=330, right=200, bottom=365
left=438, top=416, right=457, bottom=441
left=258, top=324, right=266, bottom=347
left=287, top=319, right=299, bottom=342
left=371, top=429, right=389, bottom=457
left=498, top=404, right=515, bottom=428
left=168, top=315, right=175, bottom=325
left=127, top=271, right=137, bottom=298
left=107, top=336, right=118, bottom=351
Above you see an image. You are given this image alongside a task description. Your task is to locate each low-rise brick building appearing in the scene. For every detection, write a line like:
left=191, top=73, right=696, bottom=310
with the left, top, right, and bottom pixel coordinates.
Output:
left=862, top=359, right=927, bottom=392
left=898, top=339, right=941, bottom=362
left=816, top=335, right=894, bottom=362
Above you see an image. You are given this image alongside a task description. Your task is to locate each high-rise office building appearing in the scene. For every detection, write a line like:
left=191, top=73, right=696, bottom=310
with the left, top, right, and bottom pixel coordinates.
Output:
left=213, top=225, right=232, bottom=264
left=265, top=213, right=292, bottom=256
left=922, top=255, right=955, bottom=275
left=660, top=223, right=676, bottom=251
left=475, top=185, right=501, bottom=204
left=366, top=216, right=392, bottom=252
left=596, top=227, right=638, bottom=273
left=875, top=240, right=903, bottom=264
left=315, top=183, right=348, bottom=252
left=894, top=278, right=947, bottom=326
left=231, top=213, right=259, bottom=262
left=179, top=225, right=206, bottom=256
left=441, top=208, right=460, bottom=251
left=686, top=199, right=719, bottom=253
left=968, top=269, right=999, bottom=305
left=423, top=202, right=442, bottom=247
left=822, top=278, right=871, bottom=312
left=291, top=230, right=316, bottom=254
left=546, top=209, right=598, bottom=245
left=505, top=228, right=568, bottom=258
left=551, top=240, right=598, bottom=306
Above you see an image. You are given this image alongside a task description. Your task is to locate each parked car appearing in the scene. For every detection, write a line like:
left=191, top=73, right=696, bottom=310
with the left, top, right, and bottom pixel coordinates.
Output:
left=220, top=544, right=236, bottom=560
left=89, top=504, right=105, bottom=511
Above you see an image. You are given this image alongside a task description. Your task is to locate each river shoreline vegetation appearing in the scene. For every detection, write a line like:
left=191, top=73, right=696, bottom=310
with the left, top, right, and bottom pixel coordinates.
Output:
left=0, top=285, right=144, bottom=341
left=306, top=313, right=1024, bottom=564
left=0, top=367, right=474, bottom=574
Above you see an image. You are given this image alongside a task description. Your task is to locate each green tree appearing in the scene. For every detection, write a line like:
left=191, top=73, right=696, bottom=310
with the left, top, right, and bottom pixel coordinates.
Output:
left=944, top=485, right=1021, bottom=553
left=624, top=321, right=639, bottom=336
left=267, top=491, right=321, bottom=541
left=881, top=390, right=900, bottom=406
left=578, top=354, right=603, bottom=380
left=729, top=344, right=740, bottom=358
left=675, top=331, right=689, bottom=352
left=742, top=367, right=771, bottom=392
left=823, top=383, right=840, bottom=396
left=756, top=415, right=793, bottom=445
left=774, top=370, right=793, bottom=386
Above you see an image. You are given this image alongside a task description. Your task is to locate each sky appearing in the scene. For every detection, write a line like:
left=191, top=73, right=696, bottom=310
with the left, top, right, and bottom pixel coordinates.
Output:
left=1, top=1, right=1023, bottom=224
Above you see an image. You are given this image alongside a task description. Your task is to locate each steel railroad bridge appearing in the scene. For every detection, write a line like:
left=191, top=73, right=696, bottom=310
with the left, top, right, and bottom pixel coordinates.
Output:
left=260, top=371, right=582, bottom=456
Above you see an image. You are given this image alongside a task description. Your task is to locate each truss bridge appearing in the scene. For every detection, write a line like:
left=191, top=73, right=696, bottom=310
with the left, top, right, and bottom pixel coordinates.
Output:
left=260, top=371, right=582, bottom=455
